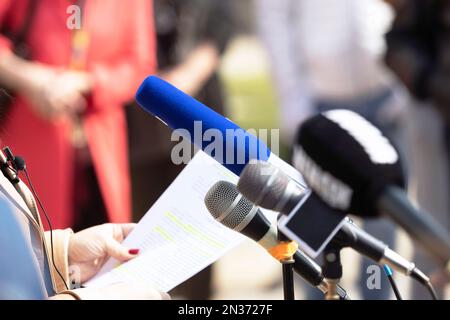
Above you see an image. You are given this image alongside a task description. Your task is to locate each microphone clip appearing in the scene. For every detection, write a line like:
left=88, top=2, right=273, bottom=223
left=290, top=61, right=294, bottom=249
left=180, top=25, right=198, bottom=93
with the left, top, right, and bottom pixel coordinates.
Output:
left=2, top=146, right=26, bottom=172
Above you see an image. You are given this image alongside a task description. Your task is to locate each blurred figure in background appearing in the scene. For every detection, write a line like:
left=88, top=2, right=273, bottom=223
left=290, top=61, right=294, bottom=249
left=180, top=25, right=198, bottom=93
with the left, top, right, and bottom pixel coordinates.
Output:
left=0, top=0, right=156, bottom=231
left=385, top=0, right=450, bottom=299
left=257, top=0, right=409, bottom=299
left=126, top=0, right=235, bottom=299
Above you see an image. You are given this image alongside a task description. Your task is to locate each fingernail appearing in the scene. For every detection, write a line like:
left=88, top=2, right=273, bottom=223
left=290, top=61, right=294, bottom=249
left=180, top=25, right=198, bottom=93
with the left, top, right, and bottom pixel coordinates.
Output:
left=128, top=249, right=140, bottom=255
left=160, top=292, right=171, bottom=300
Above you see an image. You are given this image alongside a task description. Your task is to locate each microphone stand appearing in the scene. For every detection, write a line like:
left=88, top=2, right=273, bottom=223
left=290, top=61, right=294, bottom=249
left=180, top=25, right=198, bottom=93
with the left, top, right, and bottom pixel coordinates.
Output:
left=277, top=221, right=295, bottom=300
left=322, top=242, right=344, bottom=300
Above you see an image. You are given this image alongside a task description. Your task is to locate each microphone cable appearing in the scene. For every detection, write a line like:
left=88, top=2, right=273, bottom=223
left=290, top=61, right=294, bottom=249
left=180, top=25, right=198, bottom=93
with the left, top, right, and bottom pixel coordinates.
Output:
left=384, top=264, right=439, bottom=300
left=2, top=147, right=70, bottom=293
left=409, top=265, right=439, bottom=300
left=22, top=167, right=70, bottom=291
left=425, top=281, right=438, bottom=300
left=383, top=264, right=402, bottom=300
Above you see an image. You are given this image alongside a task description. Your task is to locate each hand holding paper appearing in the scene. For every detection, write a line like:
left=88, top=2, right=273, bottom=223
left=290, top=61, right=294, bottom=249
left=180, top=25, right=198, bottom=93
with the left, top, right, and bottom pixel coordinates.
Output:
left=85, top=151, right=251, bottom=292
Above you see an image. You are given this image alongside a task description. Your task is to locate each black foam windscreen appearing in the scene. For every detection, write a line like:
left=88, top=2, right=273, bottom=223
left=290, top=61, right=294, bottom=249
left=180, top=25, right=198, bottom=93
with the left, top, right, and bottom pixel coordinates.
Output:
left=294, top=110, right=405, bottom=217
left=13, top=156, right=26, bottom=171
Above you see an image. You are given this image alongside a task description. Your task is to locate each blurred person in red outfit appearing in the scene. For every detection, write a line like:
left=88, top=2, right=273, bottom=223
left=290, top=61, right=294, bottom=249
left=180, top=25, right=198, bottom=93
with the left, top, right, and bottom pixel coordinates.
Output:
left=0, top=0, right=156, bottom=230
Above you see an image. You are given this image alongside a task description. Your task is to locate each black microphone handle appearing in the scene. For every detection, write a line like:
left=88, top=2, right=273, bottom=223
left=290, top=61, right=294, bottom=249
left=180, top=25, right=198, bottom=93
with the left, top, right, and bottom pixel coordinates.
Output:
left=333, top=221, right=386, bottom=263
left=235, top=206, right=349, bottom=298
left=292, top=250, right=323, bottom=286
left=378, top=186, right=450, bottom=265
left=276, top=226, right=348, bottom=299
left=292, top=248, right=349, bottom=300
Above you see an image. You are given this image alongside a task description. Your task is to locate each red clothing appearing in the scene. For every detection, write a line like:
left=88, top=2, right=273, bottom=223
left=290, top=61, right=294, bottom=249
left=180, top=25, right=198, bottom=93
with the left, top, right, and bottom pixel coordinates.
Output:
left=0, top=0, right=156, bottom=228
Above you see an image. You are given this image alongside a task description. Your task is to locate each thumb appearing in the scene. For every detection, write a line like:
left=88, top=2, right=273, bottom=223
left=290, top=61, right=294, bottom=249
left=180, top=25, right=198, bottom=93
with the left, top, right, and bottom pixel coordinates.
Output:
left=104, top=239, right=138, bottom=262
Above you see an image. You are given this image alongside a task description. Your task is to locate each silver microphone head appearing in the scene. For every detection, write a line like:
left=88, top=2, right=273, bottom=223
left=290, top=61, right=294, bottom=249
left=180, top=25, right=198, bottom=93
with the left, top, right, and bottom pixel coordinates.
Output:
left=237, top=161, right=305, bottom=212
left=204, top=181, right=257, bottom=231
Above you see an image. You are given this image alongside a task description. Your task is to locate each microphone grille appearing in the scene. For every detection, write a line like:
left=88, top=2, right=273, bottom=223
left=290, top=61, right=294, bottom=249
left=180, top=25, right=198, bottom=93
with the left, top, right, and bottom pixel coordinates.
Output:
left=204, top=181, right=240, bottom=219
left=237, top=161, right=272, bottom=203
left=221, top=196, right=254, bottom=230
left=204, top=181, right=255, bottom=230
left=238, top=161, right=289, bottom=210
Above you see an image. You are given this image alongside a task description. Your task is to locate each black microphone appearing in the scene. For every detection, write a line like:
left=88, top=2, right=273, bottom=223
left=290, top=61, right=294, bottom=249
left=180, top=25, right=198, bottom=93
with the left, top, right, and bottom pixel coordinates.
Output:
left=237, top=160, right=430, bottom=285
left=204, top=181, right=349, bottom=299
left=293, top=109, right=450, bottom=265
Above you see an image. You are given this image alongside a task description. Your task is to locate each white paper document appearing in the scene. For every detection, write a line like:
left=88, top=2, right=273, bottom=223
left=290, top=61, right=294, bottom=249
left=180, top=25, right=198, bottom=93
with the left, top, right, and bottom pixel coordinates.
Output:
left=85, top=151, right=304, bottom=292
left=85, top=151, right=255, bottom=292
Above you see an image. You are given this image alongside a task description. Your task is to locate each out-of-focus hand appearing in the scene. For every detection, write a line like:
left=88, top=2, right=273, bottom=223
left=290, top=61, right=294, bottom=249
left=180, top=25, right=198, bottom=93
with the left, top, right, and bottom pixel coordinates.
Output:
left=0, top=53, right=92, bottom=121
left=159, top=42, right=219, bottom=97
left=71, top=283, right=171, bottom=300
left=51, top=283, right=171, bottom=300
left=430, top=267, right=450, bottom=289
left=68, top=223, right=139, bottom=283
left=21, top=67, right=92, bottom=121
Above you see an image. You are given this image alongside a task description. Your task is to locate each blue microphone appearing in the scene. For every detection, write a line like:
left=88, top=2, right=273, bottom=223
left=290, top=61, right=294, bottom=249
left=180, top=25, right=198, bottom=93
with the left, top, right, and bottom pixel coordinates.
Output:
left=135, top=76, right=271, bottom=176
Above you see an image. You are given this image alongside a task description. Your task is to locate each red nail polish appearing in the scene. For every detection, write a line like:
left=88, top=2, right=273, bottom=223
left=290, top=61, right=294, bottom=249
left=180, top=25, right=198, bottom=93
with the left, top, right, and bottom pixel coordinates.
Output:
left=128, top=249, right=140, bottom=255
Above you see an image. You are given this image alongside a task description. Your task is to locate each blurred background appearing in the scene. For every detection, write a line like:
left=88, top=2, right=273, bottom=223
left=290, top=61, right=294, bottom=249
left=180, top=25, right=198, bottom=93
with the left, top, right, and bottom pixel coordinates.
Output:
left=187, top=0, right=450, bottom=300
left=1, top=0, right=449, bottom=300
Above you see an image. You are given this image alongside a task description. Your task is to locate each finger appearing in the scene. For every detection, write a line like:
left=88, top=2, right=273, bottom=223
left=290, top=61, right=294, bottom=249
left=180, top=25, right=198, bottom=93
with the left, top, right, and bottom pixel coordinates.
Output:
left=119, top=223, right=137, bottom=238
left=55, top=91, right=85, bottom=115
left=31, top=100, right=54, bottom=120
left=142, top=288, right=170, bottom=300
left=104, top=239, right=137, bottom=262
left=69, top=94, right=87, bottom=114
left=160, top=292, right=171, bottom=300
left=47, top=97, right=67, bottom=120
left=49, top=90, right=73, bottom=118
left=36, top=86, right=61, bottom=119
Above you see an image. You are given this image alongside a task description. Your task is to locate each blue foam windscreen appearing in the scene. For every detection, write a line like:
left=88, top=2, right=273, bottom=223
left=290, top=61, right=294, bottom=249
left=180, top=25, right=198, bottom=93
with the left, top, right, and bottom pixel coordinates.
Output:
left=136, top=76, right=271, bottom=175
